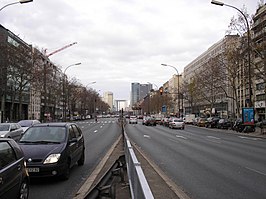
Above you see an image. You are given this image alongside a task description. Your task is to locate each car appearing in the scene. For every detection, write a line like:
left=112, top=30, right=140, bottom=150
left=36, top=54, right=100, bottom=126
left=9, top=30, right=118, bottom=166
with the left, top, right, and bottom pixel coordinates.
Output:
left=18, top=120, right=41, bottom=132
left=0, top=123, right=24, bottom=141
left=0, top=138, right=29, bottom=199
left=161, top=117, right=170, bottom=127
left=143, top=117, right=156, bottom=126
left=217, top=118, right=232, bottom=129
left=205, top=117, right=220, bottom=128
left=197, top=118, right=207, bottom=127
left=18, top=122, right=85, bottom=180
left=129, top=116, right=138, bottom=124
left=168, top=118, right=185, bottom=129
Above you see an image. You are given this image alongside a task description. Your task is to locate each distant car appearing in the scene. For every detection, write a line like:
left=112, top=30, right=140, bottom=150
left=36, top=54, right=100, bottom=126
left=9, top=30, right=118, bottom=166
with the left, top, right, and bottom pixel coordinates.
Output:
left=217, top=118, right=232, bottom=129
left=0, top=123, right=24, bottom=141
left=161, top=117, right=170, bottom=127
left=18, top=120, right=41, bottom=132
left=169, top=118, right=185, bottom=129
left=0, top=138, right=29, bottom=199
left=18, top=122, right=85, bottom=180
left=205, top=117, right=220, bottom=128
left=197, top=118, right=207, bottom=127
left=129, top=116, right=138, bottom=124
left=143, top=117, right=156, bottom=126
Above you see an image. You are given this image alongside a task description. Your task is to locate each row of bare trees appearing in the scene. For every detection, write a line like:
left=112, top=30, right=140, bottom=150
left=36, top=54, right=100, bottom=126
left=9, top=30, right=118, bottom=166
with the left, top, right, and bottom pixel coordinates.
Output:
left=0, top=40, right=109, bottom=122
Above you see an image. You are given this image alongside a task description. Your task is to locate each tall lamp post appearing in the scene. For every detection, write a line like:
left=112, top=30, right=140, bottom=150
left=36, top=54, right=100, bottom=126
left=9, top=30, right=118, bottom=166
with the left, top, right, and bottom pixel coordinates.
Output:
left=211, top=0, right=252, bottom=107
left=0, top=0, right=33, bottom=11
left=161, top=63, right=180, bottom=117
left=63, top=62, right=81, bottom=121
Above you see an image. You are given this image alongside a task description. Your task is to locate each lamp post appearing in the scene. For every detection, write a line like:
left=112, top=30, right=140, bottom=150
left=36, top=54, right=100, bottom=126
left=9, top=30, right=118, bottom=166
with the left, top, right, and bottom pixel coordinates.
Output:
left=211, top=0, right=252, bottom=107
left=161, top=63, right=180, bottom=117
left=0, top=0, right=33, bottom=11
left=63, top=62, right=81, bottom=121
left=86, top=81, right=96, bottom=88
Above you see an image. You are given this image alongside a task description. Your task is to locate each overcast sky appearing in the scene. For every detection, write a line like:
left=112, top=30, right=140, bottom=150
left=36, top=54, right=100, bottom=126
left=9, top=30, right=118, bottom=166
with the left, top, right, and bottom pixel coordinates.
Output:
left=0, top=0, right=260, bottom=101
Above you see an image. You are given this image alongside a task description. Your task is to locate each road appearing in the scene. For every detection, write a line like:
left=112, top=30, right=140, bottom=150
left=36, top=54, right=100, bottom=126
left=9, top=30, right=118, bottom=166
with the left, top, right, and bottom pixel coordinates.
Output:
left=28, top=118, right=121, bottom=199
left=125, top=122, right=266, bottom=199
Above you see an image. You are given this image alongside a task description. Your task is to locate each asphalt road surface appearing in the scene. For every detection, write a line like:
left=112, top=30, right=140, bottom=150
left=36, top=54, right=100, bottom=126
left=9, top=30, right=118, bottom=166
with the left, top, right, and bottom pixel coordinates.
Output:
left=125, top=121, right=266, bottom=199
left=28, top=118, right=121, bottom=199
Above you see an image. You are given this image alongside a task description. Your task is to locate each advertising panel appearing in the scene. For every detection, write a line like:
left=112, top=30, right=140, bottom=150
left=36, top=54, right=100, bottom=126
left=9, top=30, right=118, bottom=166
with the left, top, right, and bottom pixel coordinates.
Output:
left=242, top=108, right=255, bottom=125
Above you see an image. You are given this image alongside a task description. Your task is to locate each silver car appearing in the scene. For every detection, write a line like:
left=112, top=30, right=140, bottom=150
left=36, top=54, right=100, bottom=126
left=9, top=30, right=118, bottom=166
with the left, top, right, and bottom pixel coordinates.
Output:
left=0, top=123, right=24, bottom=141
left=169, top=118, right=185, bottom=129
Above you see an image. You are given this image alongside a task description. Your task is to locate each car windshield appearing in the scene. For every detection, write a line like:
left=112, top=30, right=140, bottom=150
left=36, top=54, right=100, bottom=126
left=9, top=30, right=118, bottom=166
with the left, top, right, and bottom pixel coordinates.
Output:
left=20, top=126, right=66, bottom=143
left=18, top=120, right=33, bottom=127
left=0, top=124, right=10, bottom=131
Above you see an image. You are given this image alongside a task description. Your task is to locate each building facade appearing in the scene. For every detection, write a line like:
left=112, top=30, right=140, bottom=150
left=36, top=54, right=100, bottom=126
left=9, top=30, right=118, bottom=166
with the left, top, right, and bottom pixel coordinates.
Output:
left=252, top=4, right=266, bottom=120
left=103, top=91, right=114, bottom=112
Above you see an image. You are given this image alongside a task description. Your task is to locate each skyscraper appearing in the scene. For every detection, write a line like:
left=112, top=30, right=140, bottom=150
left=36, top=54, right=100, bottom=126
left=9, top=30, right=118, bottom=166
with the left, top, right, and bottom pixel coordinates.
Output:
left=103, top=91, right=113, bottom=111
left=130, top=83, right=152, bottom=107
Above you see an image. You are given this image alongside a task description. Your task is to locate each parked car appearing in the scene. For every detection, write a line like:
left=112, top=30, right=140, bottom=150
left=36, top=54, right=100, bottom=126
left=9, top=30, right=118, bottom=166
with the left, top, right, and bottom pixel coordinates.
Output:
left=217, top=118, right=232, bottom=129
left=161, top=117, right=170, bottom=127
left=0, top=123, right=24, bottom=141
left=18, top=120, right=41, bottom=132
left=169, top=118, right=185, bottom=129
left=205, top=117, right=220, bottom=128
left=197, top=118, right=207, bottom=127
left=129, top=116, right=138, bottom=124
left=0, top=138, right=29, bottom=199
left=18, top=122, right=85, bottom=180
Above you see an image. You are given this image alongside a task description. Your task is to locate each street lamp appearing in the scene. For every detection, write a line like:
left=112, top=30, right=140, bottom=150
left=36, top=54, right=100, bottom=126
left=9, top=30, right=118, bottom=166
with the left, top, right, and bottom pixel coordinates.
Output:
left=161, top=63, right=180, bottom=117
left=86, top=81, right=96, bottom=87
left=63, top=62, right=81, bottom=121
left=0, top=0, right=33, bottom=11
left=211, top=0, right=252, bottom=107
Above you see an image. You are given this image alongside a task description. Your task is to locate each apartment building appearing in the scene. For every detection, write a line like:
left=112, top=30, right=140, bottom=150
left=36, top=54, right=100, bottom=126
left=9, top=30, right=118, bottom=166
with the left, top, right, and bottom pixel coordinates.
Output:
left=252, top=4, right=266, bottom=120
left=183, top=35, right=238, bottom=117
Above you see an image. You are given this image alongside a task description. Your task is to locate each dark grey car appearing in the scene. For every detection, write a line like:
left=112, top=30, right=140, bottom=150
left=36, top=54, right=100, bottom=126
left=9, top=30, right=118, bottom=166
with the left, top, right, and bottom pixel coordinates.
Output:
left=0, top=138, right=29, bottom=199
left=18, top=122, right=85, bottom=180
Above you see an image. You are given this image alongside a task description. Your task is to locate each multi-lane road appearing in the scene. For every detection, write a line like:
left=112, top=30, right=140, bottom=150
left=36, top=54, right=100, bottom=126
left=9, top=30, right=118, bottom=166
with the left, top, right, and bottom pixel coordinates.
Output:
left=28, top=118, right=121, bottom=199
left=27, top=118, right=266, bottom=199
left=125, top=122, right=266, bottom=199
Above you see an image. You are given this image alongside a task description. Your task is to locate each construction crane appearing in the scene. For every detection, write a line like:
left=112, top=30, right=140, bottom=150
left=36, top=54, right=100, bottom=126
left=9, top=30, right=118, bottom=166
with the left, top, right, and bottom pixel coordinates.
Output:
left=45, top=42, right=77, bottom=57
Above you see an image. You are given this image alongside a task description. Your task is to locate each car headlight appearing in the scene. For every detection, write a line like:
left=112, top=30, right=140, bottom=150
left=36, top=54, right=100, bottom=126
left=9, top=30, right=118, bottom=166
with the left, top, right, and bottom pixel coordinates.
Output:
left=43, top=154, right=61, bottom=164
left=0, top=135, right=5, bottom=138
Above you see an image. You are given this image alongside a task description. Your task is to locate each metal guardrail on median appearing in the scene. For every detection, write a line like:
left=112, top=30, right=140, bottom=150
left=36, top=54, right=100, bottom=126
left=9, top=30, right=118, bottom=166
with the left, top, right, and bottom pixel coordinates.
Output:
left=124, top=132, right=154, bottom=199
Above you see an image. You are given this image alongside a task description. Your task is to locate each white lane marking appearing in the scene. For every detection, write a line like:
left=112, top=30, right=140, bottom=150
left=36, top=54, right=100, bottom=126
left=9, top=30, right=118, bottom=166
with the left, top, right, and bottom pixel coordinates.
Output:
left=94, top=130, right=98, bottom=133
left=168, top=138, right=180, bottom=144
left=100, top=126, right=103, bottom=128
left=144, top=135, right=151, bottom=139
left=206, top=136, right=221, bottom=144
left=176, top=135, right=187, bottom=139
left=238, top=136, right=262, bottom=141
left=207, top=136, right=221, bottom=140
left=245, top=167, right=266, bottom=176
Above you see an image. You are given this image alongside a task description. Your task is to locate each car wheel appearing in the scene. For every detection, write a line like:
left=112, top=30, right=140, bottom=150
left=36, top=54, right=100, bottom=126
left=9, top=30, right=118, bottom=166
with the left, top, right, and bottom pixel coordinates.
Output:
left=18, top=180, right=29, bottom=199
left=61, top=162, right=70, bottom=180
left=78, top=150, right=85, bottom=166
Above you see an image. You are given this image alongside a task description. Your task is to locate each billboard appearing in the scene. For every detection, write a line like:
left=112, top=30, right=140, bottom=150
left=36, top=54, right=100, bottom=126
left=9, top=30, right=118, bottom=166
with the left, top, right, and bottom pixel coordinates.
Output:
left=242, top=108, right=255, bottom=125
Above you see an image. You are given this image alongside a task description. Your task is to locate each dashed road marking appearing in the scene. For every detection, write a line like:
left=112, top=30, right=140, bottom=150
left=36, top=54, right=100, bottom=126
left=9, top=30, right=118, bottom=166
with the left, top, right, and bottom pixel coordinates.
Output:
left=176, top=135, right=187, bottom=139
left=238, top=136, right=262, bottom=141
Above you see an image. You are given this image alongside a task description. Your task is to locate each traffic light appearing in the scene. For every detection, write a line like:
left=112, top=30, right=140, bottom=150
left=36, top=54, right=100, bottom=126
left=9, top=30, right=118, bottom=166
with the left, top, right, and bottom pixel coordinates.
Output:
left=159, top=87, right=163, bottom=95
